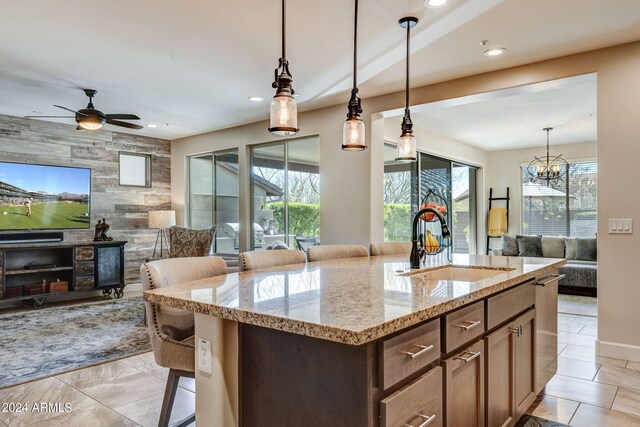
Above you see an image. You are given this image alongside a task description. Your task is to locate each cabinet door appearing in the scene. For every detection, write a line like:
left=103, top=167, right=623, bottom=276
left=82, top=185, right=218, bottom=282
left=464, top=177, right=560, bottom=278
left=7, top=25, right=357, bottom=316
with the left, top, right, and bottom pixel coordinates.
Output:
left=534, top=275, right=559, bottom=393
left=485, top=323, right=517, bottom=427
left=514, top=309, right=536, bottom=420
left=95, top=245, right=124, bottom=288
left=443, top=340, right=484, bottom=427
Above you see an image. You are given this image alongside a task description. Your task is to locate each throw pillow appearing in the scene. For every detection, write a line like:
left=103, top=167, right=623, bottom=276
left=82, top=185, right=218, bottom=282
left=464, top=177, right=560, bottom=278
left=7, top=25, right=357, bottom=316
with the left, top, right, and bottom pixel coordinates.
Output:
left=565, top=238, right=576, bottom=260
left=541, top=236, right=565, bottom=258
left=501, top=235, right=519, bottom=256
left=576, top=238, right=597, bottom=261
left=517, top=235, right=543, bottom=257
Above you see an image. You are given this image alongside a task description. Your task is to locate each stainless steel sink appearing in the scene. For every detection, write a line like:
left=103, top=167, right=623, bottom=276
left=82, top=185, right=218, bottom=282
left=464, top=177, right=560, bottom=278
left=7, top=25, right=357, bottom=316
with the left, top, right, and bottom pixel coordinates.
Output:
left=401, top=266, right=514, bottom=282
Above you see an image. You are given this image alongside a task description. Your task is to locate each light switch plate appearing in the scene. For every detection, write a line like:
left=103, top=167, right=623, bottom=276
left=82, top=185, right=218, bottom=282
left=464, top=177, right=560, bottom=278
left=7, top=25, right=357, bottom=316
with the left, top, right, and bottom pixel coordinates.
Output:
left=198, top=338, right=212, bottom=374
left=609, top=219, right=633, bottom=234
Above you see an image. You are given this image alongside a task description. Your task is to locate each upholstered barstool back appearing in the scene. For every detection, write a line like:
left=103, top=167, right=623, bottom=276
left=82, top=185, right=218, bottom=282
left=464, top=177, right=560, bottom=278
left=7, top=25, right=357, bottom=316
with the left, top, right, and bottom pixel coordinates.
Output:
left=141, top=256, right=227, bottom=371
left=168, top=226, right=216, bottom=258
left=369, top=241, right=412, bottom=256
left=239, top=249, right=306, bottom=271
left=306, top=244, right=368, bottom=262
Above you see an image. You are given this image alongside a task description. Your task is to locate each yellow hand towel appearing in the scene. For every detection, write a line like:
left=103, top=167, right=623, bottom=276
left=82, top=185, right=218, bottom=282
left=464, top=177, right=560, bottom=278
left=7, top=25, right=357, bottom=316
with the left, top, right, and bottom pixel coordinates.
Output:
left=488, top=208, right=508, bottom=237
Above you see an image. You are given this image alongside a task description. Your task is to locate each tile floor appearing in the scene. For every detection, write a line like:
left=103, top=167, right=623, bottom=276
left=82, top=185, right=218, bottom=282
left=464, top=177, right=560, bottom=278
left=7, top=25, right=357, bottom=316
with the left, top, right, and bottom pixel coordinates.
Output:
left=527, top=295, right=640, bottom=426
left=0, top=352, right=194, bottom=427
left=1, top=294, right=638, bottom=426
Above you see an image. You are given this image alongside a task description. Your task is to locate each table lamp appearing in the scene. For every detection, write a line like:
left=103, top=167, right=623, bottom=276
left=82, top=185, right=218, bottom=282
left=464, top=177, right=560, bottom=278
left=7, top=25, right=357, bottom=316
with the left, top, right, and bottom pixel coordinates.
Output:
left=148, top=210, right=176, bottom=259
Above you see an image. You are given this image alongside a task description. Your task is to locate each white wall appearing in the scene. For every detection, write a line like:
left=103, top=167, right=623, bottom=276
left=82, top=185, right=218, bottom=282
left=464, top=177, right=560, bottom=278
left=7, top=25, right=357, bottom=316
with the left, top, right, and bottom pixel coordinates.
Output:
left=171, top=41, right=640, bottom=361
left=484, top=141, right=597, bottom=248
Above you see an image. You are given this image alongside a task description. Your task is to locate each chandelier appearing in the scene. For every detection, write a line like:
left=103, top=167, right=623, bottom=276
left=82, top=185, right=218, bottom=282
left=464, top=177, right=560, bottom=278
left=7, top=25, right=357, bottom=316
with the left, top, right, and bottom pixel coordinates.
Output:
left=526, top=127, right=568, bottom=185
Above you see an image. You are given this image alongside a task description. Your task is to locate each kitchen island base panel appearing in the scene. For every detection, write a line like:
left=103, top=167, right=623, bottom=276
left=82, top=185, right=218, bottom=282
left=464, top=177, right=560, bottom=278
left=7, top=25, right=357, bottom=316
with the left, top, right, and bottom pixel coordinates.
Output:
left=194, top=313, right=239, bottom=427
left=240, top=323, right=377, bottom=427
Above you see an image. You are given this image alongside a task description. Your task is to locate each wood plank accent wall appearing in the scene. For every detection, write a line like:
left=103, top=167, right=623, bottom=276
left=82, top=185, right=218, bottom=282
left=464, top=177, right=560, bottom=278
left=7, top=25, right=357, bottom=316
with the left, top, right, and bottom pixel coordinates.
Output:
left=0, top=114, right=171, bottom=283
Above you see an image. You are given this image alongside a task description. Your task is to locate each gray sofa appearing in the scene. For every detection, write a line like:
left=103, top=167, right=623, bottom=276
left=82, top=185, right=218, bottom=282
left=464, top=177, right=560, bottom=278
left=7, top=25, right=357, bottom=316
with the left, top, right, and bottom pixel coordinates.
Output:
left=492, top=235, right=597, bottom=297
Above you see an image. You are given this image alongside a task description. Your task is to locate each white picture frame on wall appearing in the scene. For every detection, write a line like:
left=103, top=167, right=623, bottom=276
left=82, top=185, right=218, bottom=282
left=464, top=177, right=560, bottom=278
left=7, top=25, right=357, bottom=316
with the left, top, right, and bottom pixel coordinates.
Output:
left=119, top=152, right=151, bottom=187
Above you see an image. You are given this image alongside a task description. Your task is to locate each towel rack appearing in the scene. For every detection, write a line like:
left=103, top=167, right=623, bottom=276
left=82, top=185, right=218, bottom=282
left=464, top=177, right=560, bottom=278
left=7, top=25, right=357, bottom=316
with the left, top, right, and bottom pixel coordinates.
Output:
left=486, top=187, right=510, bottom=254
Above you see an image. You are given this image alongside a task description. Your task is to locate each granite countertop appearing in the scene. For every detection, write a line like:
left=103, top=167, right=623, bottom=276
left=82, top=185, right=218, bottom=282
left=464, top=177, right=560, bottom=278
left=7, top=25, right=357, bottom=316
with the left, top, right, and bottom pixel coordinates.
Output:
left=143, top=254, right=565, bottom=345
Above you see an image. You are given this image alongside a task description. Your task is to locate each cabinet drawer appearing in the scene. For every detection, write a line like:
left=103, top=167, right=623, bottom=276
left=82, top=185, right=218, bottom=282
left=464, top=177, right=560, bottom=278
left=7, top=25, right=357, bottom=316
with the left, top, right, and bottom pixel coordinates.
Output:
left=75, top=246, right=94, bottom=261
left=76, top=261, right=94, bottom=276
left=380, top=319, right=440, bottom=390
left=444, top=301, right=485, bottom=353
left=487, top=282, right=535, bottom=330
left=380, top=366, right=442, bottom=427
left=75, top=276, right=95, bottom=291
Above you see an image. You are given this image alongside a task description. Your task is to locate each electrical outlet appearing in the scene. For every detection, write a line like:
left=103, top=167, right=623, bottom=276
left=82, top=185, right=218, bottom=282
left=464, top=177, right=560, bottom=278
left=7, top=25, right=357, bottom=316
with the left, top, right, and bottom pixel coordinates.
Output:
left=198, top=338, right=212, bottom=374
left=609, top=219, right=633, bottom=234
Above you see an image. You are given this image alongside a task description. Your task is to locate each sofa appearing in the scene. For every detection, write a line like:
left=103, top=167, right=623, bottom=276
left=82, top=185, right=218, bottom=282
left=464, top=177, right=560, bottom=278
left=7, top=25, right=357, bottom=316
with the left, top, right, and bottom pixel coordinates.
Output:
left=492, top=235, right=597, bottom=297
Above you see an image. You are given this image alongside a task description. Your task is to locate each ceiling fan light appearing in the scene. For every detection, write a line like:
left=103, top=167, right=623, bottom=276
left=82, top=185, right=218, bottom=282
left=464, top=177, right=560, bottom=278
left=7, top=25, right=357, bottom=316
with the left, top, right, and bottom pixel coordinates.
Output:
left=268, top=93, right=298, bottom=136
left=342, top=115, right=366, bottom=151
left=78, top=117, right=104, bottom=130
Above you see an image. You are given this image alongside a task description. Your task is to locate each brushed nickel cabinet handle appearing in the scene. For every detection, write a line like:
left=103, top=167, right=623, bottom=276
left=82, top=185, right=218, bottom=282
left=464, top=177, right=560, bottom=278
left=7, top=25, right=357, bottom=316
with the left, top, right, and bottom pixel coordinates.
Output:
left=403, top=414, right=436, bottom=427
left=457, top=320, right=481, bottom=330
left=509, top=327, right=520, bottom=336
left=534, top=274, right=566, bottom=286
left=402, top=344, right=434, bottom=359
left=454, top=351, right=481, bottom=363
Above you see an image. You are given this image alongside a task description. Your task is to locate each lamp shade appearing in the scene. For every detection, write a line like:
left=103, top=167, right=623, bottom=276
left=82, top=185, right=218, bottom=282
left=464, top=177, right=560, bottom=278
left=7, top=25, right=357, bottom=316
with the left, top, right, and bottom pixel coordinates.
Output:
left=148, top=210, right=176, bottom=229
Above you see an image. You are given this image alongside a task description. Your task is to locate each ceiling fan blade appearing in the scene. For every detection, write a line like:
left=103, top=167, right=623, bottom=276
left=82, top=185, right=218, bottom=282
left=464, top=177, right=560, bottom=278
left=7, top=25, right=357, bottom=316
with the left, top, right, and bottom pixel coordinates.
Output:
left=106, top=118, right=143, bottom=130
left=106, top=114, right=140, bottom=120
left=24, top=115, right=75, bottom=118
left=54, top=105, right=87, bottom=116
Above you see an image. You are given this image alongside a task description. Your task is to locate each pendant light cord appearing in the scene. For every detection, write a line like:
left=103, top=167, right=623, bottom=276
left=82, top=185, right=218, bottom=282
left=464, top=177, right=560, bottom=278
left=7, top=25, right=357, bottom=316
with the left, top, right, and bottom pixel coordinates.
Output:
left=353, top=0, right=358, bottom=90
left=405, top=23, right=410, bottom=110
left=281, top=0, right=286, bottom=59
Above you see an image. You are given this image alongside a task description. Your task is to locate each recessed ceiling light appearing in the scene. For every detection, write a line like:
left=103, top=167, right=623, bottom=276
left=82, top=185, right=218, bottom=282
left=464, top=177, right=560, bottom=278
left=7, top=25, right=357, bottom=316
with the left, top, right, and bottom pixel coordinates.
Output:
left=484, top=47, right=506, bottom=57
left=146, top=124, right=158, bottom=128
left=248, top=96, right=264, bottom=102
left=426, top=0, right=448, bottom=7
left=293, top=93, right=301, bottom=97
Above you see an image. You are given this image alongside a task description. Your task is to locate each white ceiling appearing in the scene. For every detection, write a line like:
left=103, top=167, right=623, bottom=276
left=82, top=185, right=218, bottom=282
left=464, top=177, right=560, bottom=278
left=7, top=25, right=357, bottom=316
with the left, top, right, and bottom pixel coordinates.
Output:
left=386, top=74, right=597, bottom=151
left=0, top=0, right=638, bottom=140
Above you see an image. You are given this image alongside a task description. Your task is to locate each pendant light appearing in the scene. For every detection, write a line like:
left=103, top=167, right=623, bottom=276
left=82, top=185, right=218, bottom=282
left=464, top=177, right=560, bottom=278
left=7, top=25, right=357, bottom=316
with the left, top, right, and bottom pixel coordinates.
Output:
left=526, top=127, right=569, bottom=186
left=268, top=0, right=299, bottom=136
left=342, top=0, right=366, bottom=151
left=395, top=17, right=418, bottom=162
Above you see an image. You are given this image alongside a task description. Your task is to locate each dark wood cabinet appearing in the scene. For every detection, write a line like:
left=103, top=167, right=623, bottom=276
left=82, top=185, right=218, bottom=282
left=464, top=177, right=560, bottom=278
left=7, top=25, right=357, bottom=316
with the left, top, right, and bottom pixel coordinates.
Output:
left=0, top=240, right=127, bottom=308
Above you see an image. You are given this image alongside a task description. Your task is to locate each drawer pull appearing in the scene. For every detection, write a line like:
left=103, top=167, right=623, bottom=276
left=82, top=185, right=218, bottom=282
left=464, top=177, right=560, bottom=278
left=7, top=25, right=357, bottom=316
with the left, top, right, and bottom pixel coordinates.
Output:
left=509, top=327, right=520, bottom=336
left=456, top=320, right=481, bottom=330
left=403, top=414, right=436, bottom=427
left=402, top=344, right=434, bottom=359
left=534, top=274, right=566, bottom=286
left=454, top=351, right=481, bottom=363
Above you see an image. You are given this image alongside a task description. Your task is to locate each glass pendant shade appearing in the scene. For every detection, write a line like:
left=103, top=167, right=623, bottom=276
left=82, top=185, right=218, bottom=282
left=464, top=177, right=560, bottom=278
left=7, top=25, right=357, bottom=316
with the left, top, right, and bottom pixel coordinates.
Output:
left=269, top=94, right=298, bottom=136
left=396, top=133, right=417, bottom=161
left=342, top=116, right=366, bottom=151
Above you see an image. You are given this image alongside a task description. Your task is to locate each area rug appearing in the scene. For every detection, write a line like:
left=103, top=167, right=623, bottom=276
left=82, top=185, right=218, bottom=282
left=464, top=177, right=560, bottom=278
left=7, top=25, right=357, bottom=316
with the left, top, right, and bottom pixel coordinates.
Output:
left=558, top=294, right=598, bottom=317
left=515, top=415, right=569, bottom=426
left=0, top=296, right=151, bottom=388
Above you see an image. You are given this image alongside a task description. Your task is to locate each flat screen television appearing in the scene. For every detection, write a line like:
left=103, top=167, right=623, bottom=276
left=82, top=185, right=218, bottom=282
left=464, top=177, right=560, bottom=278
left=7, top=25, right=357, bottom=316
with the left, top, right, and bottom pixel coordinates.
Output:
left=0, top=162, right=91, bottom=231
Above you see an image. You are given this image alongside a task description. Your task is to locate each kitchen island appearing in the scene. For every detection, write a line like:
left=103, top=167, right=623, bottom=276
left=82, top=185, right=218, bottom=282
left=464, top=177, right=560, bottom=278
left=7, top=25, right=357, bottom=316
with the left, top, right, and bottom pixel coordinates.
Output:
left=143, top=254, right=565, bottom=427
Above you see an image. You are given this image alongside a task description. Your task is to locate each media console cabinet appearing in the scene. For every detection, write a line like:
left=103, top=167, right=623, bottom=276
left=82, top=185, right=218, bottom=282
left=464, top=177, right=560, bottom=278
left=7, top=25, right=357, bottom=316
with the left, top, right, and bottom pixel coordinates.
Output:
left=0, top=240, right=127, bottom=309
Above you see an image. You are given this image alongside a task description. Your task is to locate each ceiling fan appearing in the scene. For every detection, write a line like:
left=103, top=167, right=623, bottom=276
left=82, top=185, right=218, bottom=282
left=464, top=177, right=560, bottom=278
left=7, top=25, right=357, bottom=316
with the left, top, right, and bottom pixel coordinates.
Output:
left=25, top=89, right=143, bottom=130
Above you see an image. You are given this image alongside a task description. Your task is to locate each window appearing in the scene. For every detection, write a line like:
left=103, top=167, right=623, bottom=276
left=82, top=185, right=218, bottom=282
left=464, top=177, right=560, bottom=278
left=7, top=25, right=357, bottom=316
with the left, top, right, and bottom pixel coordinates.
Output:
left=251, top=136, right=320, bottom=250
left=382, top=144, right=478, bottom=254
left=187, top=150, right=239, bottom=255
left=521, top=160, right=597, bottom=237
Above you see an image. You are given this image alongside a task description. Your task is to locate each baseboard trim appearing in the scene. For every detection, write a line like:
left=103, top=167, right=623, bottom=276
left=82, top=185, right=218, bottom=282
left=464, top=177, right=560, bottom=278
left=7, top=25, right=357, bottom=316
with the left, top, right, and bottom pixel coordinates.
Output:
left=596, top=338, right=640, bottom=362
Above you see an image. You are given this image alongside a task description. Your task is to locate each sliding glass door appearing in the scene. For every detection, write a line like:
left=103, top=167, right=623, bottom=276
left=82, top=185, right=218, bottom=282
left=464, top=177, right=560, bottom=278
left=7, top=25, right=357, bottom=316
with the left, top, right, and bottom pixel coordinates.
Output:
left=187, top=149, right=239, bottom=255
left=383, top=147, right=478, bottom=254
left=251, top=136, right=320, bottom=250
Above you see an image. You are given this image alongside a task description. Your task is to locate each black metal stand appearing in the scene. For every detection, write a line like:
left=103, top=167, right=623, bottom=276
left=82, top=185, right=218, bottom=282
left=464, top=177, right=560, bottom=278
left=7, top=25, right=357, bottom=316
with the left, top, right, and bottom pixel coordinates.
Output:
left=486, top=187, right=510, bottom=254
left=418, top=188, right=452, bottom=263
